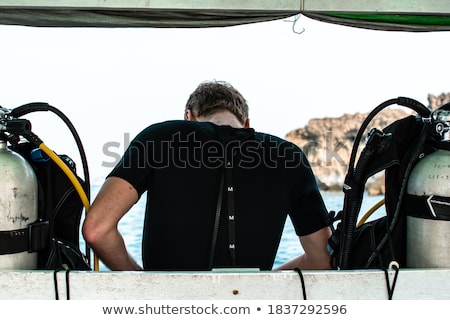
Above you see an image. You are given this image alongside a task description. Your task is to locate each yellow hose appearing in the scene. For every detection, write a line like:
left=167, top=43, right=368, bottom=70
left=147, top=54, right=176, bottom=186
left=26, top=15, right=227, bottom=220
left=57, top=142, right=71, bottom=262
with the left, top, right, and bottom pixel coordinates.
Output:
left=357, top=198, right=385, bottom=227
left=39, top=143, right=90, bottom=210
left=38, top=143, right=99, bottom=271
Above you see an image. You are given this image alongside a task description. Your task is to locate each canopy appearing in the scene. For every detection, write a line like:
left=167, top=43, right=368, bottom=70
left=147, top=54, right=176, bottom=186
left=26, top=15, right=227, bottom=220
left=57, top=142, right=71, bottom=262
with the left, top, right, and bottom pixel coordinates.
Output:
left=0, top=0, right=450, bottom=31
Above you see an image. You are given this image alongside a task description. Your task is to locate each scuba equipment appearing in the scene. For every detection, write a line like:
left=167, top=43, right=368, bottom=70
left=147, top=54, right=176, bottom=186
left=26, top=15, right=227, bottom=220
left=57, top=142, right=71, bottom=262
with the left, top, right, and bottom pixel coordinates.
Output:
left=405, top=106, right=450, bottom=267
left=327, top=96, right=446, bottom=270
left=0, top=103, right=91, bottom=270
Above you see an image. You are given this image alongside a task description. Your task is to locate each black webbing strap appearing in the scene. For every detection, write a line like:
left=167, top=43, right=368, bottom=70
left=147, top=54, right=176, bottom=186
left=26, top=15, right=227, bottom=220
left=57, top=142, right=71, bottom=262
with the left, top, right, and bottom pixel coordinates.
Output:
left=383, top=262, right=400, bottom=300
left=0, top=228, right=28, bottom=254
left=294, top=268, right=308, bottom=300
left=225, top=164, right=237, bottom=266
left=0, top=220, right=49, bottom=255
left=209, top=170, right=225, bottom=269
left=53, top=264, right=71, bottom=300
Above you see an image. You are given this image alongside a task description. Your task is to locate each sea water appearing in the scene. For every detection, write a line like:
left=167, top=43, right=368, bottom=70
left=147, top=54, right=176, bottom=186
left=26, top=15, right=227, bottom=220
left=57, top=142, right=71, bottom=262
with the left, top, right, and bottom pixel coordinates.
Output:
left=85, top=186, right=384, bottom=271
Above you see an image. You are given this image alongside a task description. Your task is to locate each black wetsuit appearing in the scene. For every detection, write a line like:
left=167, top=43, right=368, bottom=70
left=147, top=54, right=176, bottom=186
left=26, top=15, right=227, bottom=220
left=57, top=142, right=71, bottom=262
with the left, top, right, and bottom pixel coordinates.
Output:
left=109, top=120, right=329, bottom=270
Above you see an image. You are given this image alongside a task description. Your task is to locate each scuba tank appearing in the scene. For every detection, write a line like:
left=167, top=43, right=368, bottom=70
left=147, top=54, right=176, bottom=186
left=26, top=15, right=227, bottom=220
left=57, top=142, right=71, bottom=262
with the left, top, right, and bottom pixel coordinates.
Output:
left=406, top=107, right=450, bottom=267
left=0, top=137, right=39, bottom=269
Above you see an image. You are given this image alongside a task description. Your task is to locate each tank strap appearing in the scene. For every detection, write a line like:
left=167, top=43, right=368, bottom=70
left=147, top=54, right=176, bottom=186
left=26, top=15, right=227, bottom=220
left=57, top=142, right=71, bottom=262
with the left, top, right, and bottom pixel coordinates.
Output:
left=404, top=194, right=450, bottom=220
left=0, top=220, right=49, bottom=255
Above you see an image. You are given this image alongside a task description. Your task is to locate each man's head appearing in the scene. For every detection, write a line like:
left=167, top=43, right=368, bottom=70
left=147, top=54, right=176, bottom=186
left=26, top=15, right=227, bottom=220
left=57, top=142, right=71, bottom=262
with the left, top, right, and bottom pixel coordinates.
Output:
left=185, top=80, right=249, bottom=127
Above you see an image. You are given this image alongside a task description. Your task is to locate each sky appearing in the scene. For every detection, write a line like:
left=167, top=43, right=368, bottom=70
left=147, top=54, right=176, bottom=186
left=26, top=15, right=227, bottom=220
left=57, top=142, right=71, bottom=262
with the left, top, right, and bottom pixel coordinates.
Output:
left=1, top=15, right=450, bottom=186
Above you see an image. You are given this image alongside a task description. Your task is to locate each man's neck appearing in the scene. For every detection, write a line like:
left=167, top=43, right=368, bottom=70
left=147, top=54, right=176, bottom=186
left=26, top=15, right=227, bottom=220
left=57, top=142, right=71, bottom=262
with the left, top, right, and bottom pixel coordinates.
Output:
left=195, top=110, right=244, bottom=128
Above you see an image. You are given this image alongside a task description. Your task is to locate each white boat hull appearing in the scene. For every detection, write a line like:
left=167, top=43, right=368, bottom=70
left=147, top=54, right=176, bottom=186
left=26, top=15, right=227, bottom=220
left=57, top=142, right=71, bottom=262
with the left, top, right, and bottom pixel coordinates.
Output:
left=0, top=268, right=448, bottom=300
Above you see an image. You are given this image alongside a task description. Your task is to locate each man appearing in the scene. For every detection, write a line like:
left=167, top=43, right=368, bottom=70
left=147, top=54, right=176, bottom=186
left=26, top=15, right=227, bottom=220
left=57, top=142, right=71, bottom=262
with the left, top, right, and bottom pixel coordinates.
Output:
left=82, top=80, right=332, bottom=271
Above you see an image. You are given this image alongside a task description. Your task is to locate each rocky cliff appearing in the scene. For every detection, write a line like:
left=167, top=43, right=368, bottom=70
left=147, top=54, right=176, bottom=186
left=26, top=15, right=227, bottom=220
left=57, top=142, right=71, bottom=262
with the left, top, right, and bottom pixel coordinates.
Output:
left=285, top=93, right=450, bottom=195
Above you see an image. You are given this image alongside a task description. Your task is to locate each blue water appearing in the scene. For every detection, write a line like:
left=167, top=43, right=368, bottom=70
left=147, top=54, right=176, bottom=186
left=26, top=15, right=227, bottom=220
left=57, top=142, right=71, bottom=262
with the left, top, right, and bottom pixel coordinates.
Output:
left=84, top=186, right=385, bottom=271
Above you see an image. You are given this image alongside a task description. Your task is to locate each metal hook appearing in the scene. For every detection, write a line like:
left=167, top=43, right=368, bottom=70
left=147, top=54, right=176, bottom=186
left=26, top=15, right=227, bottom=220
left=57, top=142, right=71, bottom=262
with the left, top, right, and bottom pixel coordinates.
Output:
left=284, top=14, right=305, bottom=35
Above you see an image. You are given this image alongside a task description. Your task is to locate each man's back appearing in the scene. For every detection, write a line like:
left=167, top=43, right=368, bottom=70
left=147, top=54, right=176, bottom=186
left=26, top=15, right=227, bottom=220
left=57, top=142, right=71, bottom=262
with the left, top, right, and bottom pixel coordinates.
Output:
left=109, top=120, right=328, bottom=270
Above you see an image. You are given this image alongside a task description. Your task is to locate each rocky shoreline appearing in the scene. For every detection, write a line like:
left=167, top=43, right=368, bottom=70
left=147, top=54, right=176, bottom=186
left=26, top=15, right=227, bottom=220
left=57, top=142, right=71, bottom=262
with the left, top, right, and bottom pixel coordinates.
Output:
left=285, top=93, right=449, bottom=195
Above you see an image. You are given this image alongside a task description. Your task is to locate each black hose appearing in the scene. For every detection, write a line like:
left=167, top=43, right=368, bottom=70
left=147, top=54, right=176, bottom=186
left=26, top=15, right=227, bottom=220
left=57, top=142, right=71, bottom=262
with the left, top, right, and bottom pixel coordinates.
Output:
left=10, top=102, right=52, bottom=116
left=347, top=97, right=429, bottom=171
left=340, top=129, right=389, bottom=268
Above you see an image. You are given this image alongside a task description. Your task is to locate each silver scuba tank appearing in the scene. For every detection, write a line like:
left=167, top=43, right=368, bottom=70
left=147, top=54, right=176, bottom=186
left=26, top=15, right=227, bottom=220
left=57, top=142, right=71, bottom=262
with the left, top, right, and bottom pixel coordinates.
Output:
left=0, top=140, right=38, bottom=269
left=406, top=108, right=450, bottom=268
